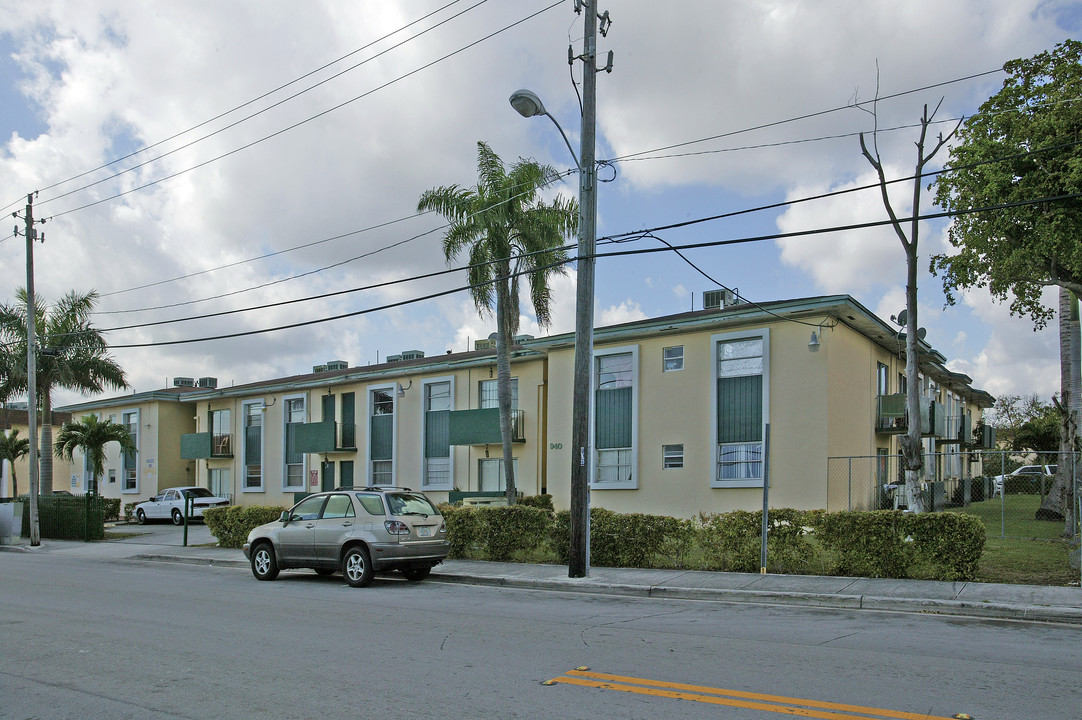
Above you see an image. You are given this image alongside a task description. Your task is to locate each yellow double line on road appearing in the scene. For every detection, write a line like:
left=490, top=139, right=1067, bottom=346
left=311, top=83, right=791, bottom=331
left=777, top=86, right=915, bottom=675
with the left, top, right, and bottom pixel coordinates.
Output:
left=546, top=669, right=958, bottom=720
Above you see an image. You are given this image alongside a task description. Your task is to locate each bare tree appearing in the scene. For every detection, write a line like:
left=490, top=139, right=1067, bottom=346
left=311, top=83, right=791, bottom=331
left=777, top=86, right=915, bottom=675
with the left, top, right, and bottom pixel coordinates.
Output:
left=859, top=100, right=960, bottom=512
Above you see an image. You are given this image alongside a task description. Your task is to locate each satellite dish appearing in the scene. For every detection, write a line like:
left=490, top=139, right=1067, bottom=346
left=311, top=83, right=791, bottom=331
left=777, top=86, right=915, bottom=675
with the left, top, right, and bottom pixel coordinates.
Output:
left=917, top=327, right=927, bottom=341
left=896, top=309, right=908, bottom=327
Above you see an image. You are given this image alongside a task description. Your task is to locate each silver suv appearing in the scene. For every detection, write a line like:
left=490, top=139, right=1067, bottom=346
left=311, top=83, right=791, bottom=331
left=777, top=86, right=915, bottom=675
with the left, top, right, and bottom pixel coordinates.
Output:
left=243, top=487, right=448, bottom=588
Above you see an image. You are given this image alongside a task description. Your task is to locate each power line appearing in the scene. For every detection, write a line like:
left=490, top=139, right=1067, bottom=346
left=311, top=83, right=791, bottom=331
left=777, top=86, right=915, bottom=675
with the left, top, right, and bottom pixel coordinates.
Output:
left=0, top=0, right=477, bottom=215
left=37, top=2, right=564, bottom=222
left=32, top=0, right=493, bottom=210
left=601, top=69, right=1003, bottom=164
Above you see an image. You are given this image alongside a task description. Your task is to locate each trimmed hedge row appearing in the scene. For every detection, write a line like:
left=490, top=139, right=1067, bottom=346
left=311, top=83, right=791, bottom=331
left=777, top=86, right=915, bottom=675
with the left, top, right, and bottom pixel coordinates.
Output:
left=203, top=505, right=286, bottom=549
left=442, top=502, right=985, bottom=581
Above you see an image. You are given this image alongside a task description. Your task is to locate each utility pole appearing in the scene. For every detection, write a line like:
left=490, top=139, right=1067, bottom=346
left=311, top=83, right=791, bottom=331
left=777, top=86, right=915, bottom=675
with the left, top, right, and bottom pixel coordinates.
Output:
left=568, top=1, right=612, bottom=578
left=14, top=193, right=42, bottom=546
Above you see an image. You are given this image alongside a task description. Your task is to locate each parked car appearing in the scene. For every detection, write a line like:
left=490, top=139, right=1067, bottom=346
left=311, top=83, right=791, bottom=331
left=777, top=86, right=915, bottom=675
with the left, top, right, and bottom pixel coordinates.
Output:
left=243, top=487, right=449, bottom=588
left=134, top=486, right=231, bottom=525
left=992, top=465, right=1057, bottom=497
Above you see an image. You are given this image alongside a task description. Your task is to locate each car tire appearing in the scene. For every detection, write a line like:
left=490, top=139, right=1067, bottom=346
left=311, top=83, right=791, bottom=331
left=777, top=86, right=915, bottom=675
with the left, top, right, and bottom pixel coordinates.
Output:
left=401, top=566, right=431, bottom=582
left=251, top=543, right=279, bottom=581
left=342, top=546, right=374, bottom=588
left=136, top=508, right=147, bottom=525
left=314, top=568, right=336, bottom=576
left=171, top=508, right=184, bottom=526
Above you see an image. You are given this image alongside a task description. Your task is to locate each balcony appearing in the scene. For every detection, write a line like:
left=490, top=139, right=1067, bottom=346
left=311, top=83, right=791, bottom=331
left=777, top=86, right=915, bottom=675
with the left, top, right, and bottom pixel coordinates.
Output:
left=938, top=415, right=972, bottom=447
left=448, top=408, right=525, bottom=446
left=874, top=395, right=944, bottom=438
left=180, top=432, right=234, bottom=459
left=293, top=421, right=357, bottom=454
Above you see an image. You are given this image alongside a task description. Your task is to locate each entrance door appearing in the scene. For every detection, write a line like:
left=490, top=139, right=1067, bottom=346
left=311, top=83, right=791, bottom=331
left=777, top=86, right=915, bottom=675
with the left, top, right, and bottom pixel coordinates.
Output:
left=321, top=461, right=335, bottom=492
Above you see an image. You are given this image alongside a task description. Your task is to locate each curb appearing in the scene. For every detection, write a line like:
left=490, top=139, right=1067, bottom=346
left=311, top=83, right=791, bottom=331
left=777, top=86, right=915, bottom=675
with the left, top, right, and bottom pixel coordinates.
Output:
left=427, top=572, right=1082, bottom=625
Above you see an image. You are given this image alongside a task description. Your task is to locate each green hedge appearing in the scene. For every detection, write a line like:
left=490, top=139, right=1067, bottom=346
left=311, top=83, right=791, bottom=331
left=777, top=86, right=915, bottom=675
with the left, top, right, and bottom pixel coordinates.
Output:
left=438, top=503, right=552, bottom=561
left=811, top=510, right=985, bottom=580
left=203, top=505, right=286, bottom=549
left=552, top=508, right=694, bottom=568
left=699, top=509, right=817, bottom=574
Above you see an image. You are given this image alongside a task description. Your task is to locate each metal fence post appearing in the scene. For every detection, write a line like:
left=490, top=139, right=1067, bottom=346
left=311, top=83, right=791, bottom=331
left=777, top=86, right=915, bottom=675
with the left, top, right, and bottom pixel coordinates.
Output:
left=847, top=457, right=852, bottom=511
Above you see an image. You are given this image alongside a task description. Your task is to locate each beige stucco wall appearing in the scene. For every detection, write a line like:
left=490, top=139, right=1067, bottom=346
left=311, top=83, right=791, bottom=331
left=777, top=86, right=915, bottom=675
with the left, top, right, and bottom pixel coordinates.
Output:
left=1, top=420, right=72, bottom=497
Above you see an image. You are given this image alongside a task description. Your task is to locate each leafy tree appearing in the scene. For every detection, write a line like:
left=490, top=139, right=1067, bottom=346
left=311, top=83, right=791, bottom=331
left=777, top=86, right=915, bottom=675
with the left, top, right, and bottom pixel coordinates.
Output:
left=54, top=414, right=136, bottom=494
left=419, top=141, right=577, bottom=504
left=0, top=289, right=129, bottom=493
left=1010, top=398, right=1062, bottom=462
left=0, top=427, right=30, bottom=497
left=932, top=40, right=1082, bottom=528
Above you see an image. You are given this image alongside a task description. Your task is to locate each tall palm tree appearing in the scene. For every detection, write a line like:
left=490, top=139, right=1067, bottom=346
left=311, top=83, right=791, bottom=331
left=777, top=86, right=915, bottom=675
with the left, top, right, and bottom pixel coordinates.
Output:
left=0, top=289, right=129, bottom=493
left=54, top=414, right=136, bottom=494
left=0, top=427, right=30, bottom=497
left=419, top=141, right=578, bottom=503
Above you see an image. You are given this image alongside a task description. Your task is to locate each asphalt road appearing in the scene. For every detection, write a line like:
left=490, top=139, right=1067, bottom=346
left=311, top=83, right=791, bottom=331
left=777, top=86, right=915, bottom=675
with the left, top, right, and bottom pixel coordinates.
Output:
left=1, top=551, right=1080, bottom=720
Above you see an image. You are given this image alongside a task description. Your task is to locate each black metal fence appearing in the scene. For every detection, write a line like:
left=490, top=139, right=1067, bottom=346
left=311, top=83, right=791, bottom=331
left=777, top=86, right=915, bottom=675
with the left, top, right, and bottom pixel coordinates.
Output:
left=17, top=494, right=106, bottom=541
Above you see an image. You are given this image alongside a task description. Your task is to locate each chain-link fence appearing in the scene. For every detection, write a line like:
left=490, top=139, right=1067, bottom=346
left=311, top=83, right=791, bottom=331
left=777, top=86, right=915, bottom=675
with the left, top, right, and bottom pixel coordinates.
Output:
left=827, top=450, right=1081, bottom=540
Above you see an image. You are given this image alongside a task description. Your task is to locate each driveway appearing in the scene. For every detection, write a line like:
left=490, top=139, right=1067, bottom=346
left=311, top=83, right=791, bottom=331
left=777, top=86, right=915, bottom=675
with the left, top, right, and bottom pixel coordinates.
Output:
left=106, top=520, right=217, bottom=546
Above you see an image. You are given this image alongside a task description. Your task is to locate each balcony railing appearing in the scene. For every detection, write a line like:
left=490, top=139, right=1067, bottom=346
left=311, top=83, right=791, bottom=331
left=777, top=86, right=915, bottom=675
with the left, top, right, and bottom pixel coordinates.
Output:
left=874, top=394, right=945, bottom=438
left=293, top=421, right=358, bottom=454
left=448, top=408, right=525, bottom=446
left=180, top=432, right=234, bottom=459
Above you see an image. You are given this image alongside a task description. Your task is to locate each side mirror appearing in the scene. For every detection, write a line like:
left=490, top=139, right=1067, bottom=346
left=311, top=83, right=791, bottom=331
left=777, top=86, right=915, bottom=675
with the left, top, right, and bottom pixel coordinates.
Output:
left=279, top=511, right=291, bottom=524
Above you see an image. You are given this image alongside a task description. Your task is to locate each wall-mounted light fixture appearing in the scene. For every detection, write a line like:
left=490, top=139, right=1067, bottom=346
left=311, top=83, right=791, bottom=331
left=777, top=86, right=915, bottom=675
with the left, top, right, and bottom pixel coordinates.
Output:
left=396, top=380, right=412, bottom=398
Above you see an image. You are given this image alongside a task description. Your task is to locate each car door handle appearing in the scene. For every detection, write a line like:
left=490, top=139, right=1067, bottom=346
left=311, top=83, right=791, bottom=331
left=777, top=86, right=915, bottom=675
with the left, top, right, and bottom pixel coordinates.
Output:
left=342, top=521, right=353, bottom=527
left=305, top=523, right=316, bottom=529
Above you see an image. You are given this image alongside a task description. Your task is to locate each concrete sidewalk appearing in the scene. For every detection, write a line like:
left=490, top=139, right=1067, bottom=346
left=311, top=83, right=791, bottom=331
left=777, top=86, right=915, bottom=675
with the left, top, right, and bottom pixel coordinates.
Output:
left=3, top=533, right=1081, bottom=624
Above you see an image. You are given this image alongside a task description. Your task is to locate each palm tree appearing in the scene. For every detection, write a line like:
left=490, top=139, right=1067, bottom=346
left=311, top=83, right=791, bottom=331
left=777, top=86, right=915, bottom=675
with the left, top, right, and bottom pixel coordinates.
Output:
left=0, top=427, right=30, bottom=498
left=0, top=289, right=129, bottom=493
left=54, top=414, right=136, bottom=494
left=419, top=141, right=578, bottom=503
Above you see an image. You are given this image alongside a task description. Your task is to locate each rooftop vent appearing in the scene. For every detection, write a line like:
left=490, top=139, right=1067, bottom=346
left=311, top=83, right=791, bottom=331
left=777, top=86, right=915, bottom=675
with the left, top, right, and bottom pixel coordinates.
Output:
left=388, top=350, right=424, bottom=363
left=197, top=377, right=218, bottom=389
left=703, top=288, right=739, bottom=310
left=474, top=338, right=497, bottom=351
left=325, top=360, right=348, bottom=371
left=173, top=377, right=196, bottom=387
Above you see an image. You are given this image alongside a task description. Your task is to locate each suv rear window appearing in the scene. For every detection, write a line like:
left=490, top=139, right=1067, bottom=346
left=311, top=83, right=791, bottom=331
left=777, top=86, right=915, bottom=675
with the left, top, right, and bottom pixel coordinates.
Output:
left=354, top=493, right=386, bottom=516
left=386, top=492, right=439, bottom=516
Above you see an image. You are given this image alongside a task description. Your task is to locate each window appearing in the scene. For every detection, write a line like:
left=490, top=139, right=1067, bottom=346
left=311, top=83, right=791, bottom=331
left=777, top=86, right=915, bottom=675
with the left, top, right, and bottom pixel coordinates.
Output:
left=243, top=402, right=263, bottom=491
left=663, top=346, right=684, bottom=372
left=283, top=396, right=305, bottom=491
left=208, top=468, right=230, bottom=500
left=877, top=362, right=889, bottom=395
left=479, top=458, right=518, bottom=492
left=108, top=469, right=116, bottom=484
left=122, top=410, right=138, bottom=492
left=479, top=378, right=518, bottom=410
left=713, top=331, right=768, bottom=487
left=321, top=494, right=354, bottom=519
left=423, top=379, right=452, bottom=490
left=355, top=493, right=385, bottom=515
left=593, top=347, right=638, bottom=489
left=210, top=409, right=232, bottom=456
left=663, top=444, right=684, bottom=469
left=369, top=387, right=395, bottom=486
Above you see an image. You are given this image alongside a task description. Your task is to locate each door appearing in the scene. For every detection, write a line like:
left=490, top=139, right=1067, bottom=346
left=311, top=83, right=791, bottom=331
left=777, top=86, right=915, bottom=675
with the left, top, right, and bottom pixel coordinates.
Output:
left=321, top=461, right=335, bottom=492
left=277, top=495, right=326, bottom=565
left=312, top=493, right=355, bottom=565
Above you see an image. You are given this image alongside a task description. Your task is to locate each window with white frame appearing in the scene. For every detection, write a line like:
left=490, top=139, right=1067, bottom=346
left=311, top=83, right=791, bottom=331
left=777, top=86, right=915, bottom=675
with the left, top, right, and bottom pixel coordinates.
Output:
left=713, top=331, right=768, bottom=487
left=369, top=387, right=394, bottom=486
left=479, top=378, right=518, bottom=410
left=210, top=408, right=232, bottom=456
left=243, top=402, right=263, bottom=491
left=594, top=347, right=638, bottom=489
left=663, top=444, right=684, bottom=469
left=208, top=467, right=231, bottom=500
left=478, top=457, right=518, bottom=492
left=663, top=346, right=684, bottom=372
left=423, top=379, right=452, bottom=490
left=122, top=410, right=139, bottom=492
left=283, top=396, right=306, bottom=491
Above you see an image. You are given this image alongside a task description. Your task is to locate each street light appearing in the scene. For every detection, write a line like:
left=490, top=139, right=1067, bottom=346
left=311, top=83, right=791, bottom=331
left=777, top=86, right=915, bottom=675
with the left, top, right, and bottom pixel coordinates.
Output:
left=509, top=82, right=597, bottom=579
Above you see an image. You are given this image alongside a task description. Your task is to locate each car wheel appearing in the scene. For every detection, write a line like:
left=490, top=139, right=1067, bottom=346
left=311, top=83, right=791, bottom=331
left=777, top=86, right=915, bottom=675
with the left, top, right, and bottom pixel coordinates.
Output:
left=342, top=546, right=374, bottom=588
left=314, top=568, right=336, bottom=576
left=171, top=508, right=184, bottom=526
left=251, top=543, right=279, bottom=581
left=136, top=509, right=147, bottom=525
left=401, top=566, right=431, bottom=582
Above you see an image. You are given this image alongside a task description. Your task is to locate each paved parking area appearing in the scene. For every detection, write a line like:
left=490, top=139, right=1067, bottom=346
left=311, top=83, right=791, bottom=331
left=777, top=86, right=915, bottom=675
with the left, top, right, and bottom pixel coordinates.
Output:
left=106, top=520, right=217, bottom=546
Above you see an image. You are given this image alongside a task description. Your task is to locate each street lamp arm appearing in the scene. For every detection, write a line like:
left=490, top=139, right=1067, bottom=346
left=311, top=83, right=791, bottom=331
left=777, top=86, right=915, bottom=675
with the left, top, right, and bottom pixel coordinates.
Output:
left=508, top=89, right=582, bottom=171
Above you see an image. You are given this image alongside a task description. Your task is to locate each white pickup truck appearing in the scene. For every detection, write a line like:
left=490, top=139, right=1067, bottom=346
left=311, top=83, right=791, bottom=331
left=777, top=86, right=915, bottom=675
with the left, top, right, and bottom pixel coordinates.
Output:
left=991, top=464, right=1057, bottom=497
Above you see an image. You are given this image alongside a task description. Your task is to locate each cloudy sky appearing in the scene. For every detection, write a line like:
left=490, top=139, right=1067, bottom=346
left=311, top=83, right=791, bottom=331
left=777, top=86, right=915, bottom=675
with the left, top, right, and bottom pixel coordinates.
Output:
left=1, top=0, right=1078, bottom=407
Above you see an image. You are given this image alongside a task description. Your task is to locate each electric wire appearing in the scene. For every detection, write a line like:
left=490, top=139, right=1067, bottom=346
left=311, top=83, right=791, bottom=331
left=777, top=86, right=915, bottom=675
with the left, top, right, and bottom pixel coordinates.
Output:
left=0, top=0, right=477, bottom=215
left=35, top=1, right=564, bottom=222
left=32, top=0, right=493, bottom=210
